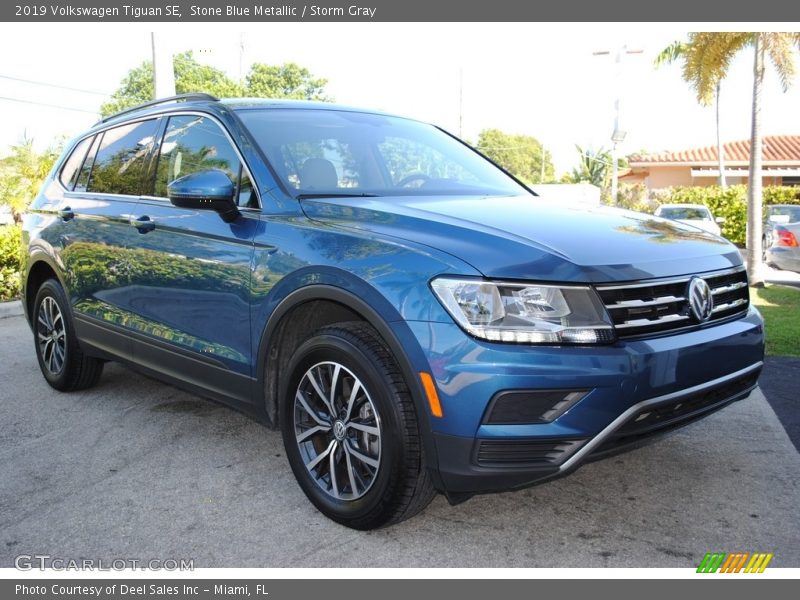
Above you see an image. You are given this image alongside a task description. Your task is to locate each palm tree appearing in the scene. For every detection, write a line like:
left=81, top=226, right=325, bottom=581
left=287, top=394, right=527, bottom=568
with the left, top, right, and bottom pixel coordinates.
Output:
left=655, top=40, right=727, bottom=189
left=570, top=145, right=612, bottom=188
left=680, top=32, right=800, bottom=286
left=0, top=138, right=60, bottom=223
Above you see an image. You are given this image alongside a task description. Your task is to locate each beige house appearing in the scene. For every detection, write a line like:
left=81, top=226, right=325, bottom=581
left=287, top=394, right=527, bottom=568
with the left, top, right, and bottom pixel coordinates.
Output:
left=623, top=135, right=800, bottom=191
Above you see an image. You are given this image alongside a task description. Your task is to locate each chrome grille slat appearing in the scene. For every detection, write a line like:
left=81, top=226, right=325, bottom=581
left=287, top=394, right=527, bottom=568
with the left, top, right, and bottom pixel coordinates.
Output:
left=596, top=267, right=749, bottom=338
left=711, top=281, right=747, bottom=295
left=606, top=295, right=685, bottom=309
left=614, top=314, right=690, bottom=330
left=711, top=298, right=748, bottom=314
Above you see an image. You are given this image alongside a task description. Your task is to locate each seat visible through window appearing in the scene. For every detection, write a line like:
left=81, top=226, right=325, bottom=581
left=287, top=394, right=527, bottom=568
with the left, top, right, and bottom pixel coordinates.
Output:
left=299, top=158, right=338, bottom=190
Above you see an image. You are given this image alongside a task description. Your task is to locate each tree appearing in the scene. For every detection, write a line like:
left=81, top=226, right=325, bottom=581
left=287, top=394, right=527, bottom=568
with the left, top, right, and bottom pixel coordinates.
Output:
left=678, top=32, right=800, bottom=285
left=0, top=138, right=61, bottom=223
left=475, top=129, right=553, bottom=184
left=100, top=52, right=330, bottom=117
left=567, top=145, right=612, bottom=188
left=655, top=40, right=728, bottom=190
left=564, top=145, right=627, bottom=203
left=246, top=63, right=329, bottom=101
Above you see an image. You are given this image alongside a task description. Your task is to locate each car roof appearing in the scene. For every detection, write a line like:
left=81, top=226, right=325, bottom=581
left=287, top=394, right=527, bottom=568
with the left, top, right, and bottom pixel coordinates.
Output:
left=92, top=95, right=406, bottom=133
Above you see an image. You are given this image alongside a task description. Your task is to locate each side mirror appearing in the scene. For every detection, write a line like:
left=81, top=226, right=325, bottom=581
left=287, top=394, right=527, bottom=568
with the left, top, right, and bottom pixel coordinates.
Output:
left=715, top=216, right=726, bottom=224
left=167, top=169, right=239, bottom=223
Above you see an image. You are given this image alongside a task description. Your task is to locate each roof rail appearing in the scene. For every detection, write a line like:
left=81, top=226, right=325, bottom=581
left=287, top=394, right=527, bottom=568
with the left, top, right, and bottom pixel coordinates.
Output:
left=96, top=93, right=219, bottom=125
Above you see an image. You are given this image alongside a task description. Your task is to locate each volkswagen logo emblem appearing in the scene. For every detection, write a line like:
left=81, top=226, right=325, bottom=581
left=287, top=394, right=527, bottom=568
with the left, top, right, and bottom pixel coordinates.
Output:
left=687, top=277, right=714, bottom=322
left=333, top=420, right=347, bottom=441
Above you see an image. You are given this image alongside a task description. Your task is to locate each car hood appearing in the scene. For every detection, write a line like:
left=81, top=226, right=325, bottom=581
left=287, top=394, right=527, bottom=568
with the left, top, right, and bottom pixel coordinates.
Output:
left=300, top=194, right=743, bottom=282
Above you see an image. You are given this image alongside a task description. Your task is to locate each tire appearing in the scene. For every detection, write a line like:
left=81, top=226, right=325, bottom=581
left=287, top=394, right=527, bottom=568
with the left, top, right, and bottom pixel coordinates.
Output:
left=280, top=321, right=435, bottom=529
left=32, top=279, right=104, bottom=391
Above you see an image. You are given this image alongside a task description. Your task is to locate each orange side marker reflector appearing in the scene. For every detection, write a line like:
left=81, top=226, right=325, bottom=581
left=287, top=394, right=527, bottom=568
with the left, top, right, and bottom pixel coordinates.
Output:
left=419, top=372, right=443, bottom=418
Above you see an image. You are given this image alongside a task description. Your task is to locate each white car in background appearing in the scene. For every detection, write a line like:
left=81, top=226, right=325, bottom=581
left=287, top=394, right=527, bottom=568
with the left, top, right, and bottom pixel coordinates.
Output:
left=0, top=206, right=15, bottom=226
left=654, top=203, right=724, bottom=236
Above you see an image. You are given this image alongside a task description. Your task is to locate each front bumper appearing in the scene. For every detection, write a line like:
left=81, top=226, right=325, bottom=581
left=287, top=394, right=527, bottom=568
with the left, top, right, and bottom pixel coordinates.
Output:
left=408, top=306, right=765, bottom=495
left=432, top=361, right=760, bottom=493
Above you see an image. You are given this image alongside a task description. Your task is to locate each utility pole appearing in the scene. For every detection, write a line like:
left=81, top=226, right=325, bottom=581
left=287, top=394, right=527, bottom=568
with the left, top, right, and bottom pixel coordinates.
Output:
left=593, top=45, right=642, bottom=204
left=540, top=144, right=546, bottom=183
left=151, top=32, right=176, bottom=99
left=239, top=33, right=246, bottom=86
left=458, top=67, right=464, bottom=139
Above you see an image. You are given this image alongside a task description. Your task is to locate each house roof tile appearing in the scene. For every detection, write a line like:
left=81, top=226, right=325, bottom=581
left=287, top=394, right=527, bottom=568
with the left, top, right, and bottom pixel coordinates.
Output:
left=629, top=135, right=800, bottom=165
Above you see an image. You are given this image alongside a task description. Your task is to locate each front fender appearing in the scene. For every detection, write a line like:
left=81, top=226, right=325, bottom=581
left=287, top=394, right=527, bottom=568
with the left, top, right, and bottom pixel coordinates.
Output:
left=254, top=276, right=446, bottom=489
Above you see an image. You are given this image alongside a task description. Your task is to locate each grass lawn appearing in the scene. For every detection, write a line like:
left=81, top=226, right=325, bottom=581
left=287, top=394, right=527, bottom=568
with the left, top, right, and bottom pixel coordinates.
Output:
left=751, top=285, right=800, bottom=357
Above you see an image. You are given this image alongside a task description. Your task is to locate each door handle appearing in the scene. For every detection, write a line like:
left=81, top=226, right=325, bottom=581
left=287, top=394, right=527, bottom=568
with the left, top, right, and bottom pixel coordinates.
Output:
left=131, top=215, right=155, bottom=233
left=58, top=207, right=74, bottom=221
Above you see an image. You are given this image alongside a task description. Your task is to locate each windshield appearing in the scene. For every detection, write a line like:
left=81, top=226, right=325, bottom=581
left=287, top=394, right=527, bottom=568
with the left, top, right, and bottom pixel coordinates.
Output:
left=658, top=207, right=712, bottom=221
left=236, top=108, right=528, bottom=198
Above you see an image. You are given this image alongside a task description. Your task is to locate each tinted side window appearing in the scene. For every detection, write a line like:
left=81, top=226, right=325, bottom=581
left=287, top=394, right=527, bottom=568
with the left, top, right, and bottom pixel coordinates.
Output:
left=87, top=119, right=159, bottom=195
left=74, top=135, right=101, bottom=192
left=59, top=137, right=93, bottom=190
left=155, top=115, right=257, bottom=208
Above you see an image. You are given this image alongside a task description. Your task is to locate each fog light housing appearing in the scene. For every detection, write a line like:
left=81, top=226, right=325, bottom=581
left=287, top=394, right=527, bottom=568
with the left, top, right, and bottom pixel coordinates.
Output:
left=484, top=389, right=590, bottom=424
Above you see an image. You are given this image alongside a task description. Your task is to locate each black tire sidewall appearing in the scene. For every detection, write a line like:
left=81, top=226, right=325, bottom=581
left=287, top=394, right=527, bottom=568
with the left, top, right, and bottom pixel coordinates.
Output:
left=33, top=279, right=76, bottom=389
left=281, top=331, right=407, bottom=525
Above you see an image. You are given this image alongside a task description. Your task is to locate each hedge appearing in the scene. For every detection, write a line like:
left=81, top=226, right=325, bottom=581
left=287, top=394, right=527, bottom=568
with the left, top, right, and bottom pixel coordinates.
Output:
left=621, top=184, right=800, bottom=246
left=0, top=225, right=22, bottom=302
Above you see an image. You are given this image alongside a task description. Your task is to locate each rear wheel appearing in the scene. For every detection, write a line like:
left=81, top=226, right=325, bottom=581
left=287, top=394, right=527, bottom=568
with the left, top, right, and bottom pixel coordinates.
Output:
left=33, top=279, right=103, bottom=391
left=281, top=322, right=435, bottom=529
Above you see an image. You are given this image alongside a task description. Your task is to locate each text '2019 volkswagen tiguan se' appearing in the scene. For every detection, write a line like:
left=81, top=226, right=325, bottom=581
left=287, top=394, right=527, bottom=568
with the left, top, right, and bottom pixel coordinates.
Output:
left=22, top=94, right=764, bottom=529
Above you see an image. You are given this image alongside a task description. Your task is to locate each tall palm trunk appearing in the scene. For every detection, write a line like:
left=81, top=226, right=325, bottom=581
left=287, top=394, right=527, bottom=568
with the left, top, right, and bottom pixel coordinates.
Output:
left=715, top=83, right=727, bottom=189
left=746, top=35, right=765, bottom=286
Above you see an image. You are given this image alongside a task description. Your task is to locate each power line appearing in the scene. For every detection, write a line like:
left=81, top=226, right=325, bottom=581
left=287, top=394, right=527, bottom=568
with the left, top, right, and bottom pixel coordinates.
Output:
left=0, top=95, right=99, bottom=115
left=0, top=74, right=111, bottom=97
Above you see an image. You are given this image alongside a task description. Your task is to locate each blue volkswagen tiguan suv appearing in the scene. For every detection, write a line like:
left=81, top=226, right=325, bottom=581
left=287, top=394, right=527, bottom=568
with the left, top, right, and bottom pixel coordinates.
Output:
left=22, top=94, right=764, bottom=529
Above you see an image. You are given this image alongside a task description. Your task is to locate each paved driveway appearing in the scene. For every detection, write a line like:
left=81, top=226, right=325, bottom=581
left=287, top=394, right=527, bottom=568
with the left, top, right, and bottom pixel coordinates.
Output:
left=1, top=314, right=798, bottom=568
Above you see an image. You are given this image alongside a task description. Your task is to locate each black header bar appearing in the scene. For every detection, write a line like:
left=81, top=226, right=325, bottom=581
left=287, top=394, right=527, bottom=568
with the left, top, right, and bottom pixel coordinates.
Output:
left=3, top=0, right=800, bottom=22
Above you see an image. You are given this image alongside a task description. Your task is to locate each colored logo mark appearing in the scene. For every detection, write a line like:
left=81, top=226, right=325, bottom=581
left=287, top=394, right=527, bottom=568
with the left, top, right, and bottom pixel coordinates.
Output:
left=697, top=552, right=773, bottom=573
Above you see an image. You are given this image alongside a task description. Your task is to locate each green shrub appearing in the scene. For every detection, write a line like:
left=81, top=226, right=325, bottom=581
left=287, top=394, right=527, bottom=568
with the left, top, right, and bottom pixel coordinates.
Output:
left=0, top=225, right=22, bottom=301
left=616, top=183, right=658, bottom=214
left=645, top=185, right=800, bottom=246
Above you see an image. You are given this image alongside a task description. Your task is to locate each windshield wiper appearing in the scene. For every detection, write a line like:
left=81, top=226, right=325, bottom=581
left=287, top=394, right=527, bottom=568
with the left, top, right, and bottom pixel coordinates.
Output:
left=296, top=192, right=381, bottom=200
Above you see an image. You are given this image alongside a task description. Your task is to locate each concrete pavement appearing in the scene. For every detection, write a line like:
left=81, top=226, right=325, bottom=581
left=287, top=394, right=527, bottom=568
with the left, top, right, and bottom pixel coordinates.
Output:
left=0, top=314, right=798, bottom=568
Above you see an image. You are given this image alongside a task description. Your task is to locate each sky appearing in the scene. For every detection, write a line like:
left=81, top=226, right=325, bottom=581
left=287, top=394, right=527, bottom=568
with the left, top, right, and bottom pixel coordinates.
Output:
left=1, top=23, right=799, bottom=175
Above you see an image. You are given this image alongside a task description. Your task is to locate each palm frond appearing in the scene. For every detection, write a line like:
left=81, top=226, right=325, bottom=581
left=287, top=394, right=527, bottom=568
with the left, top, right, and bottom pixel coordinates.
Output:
left=762, top=32, right=798, bottom=92
left=654, top=40, right=687, bottom=67
left=682, top=32, right=753, bottom=105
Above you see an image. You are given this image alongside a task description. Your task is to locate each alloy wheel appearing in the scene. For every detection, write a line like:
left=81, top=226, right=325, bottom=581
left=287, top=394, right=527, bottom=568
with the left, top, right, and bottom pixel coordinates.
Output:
left=293, top=361, right=382, bottom=501
left=37, top=296, right=66, bottom=375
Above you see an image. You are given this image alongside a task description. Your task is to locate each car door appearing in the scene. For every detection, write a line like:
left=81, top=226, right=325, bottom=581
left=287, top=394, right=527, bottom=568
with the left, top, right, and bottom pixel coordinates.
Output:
left=123, top=113, right=260, bottom=404
left=58, top=118, right=161, bottom=360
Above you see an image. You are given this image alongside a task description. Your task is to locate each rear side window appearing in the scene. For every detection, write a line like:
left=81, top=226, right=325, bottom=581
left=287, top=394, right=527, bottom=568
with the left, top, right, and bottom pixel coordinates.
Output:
left=74, top=135, right=101, bottom=193
left=86, top=119, right=159, bottom=195
left=154, top=115, right=257, bottom=208
left=59, top=137, right=92, bottom=190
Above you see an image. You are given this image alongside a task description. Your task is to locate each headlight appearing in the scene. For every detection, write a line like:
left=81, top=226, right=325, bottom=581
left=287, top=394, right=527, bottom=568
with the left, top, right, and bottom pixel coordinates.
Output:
left=430, top=278, right=614, bottom=344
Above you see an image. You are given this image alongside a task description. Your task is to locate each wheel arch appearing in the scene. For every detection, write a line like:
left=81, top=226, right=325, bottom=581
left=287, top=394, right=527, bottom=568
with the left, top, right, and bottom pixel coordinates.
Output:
left=255, top=283, right=442, bottom=482
left=24, top=255, right=67, bottom=326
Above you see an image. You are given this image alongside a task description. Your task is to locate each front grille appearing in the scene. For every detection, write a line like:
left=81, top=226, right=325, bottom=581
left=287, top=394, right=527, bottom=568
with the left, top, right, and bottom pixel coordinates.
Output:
left=594, top=369, right=760, bottom=454
left=596, top=267, right=749, bottom=338
left=475, top=439, right=585, bottom=467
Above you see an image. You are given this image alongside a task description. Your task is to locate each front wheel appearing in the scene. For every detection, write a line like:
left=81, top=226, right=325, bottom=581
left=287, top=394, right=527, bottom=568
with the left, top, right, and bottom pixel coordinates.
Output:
left=280, top=322, right=435, bottom=529
left=33, top=279, right=104, bottom=391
